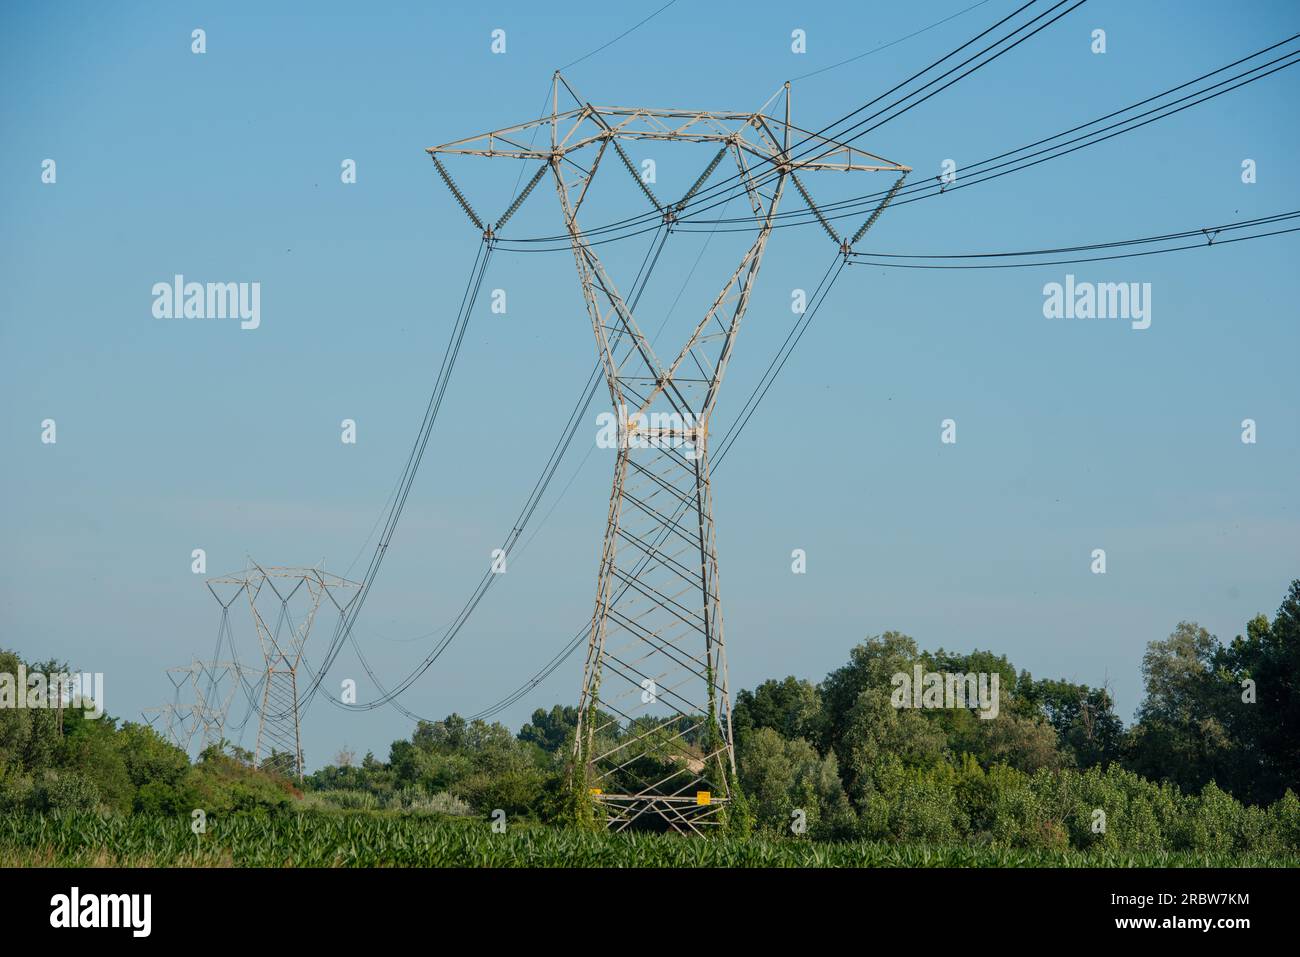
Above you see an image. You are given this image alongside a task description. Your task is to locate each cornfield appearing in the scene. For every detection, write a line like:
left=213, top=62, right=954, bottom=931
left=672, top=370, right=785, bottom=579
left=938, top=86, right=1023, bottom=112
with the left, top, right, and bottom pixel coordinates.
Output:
left=2, top=812, right=1296, bottom=867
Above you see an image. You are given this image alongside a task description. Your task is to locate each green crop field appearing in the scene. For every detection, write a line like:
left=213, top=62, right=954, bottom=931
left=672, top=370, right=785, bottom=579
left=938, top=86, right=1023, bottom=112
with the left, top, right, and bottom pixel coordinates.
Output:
left=3, top=811, right=1297, bottom=868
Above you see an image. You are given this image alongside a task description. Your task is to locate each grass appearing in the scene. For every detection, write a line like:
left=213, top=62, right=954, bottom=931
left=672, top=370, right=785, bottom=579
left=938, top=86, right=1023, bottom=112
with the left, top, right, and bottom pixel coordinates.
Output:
left=3, top=811, right=1298, bottom=867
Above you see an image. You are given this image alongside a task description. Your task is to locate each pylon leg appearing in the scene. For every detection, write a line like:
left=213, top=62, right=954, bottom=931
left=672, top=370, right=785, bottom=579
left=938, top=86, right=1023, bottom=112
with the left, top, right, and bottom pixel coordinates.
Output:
left=577, top=435, right=733, bottom=832
left=558, top=156, right=783, bottom=832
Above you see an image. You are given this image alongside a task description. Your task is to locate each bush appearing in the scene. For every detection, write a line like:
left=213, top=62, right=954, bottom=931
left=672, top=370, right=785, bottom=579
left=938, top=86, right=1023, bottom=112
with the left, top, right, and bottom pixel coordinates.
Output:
left=133, top=779, right=196, bottom=816
left=0, top=772, right=33, bottom=812
left=403, top=790, right=472, bottom=816
left=187, top=748, right=293, bottom=816
left=738, top=728, right=853, bottom=839
left=32, top=771, right=101, bottom=814
left=1271, top=790, right=1300, bottom=848
left=858, top=760, right=962, bottom=844
left=957, top=759, right=1060, bottom=848
left=455, top=766, right=553, bottom=819
left=309, top=788, right=381, bottom=811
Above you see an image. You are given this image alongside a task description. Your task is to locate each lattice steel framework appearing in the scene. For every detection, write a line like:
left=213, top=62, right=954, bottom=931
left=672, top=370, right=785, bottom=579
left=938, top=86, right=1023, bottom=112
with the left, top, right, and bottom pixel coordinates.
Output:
left=206, top=564, right=359, bottom=780
left=142, top=699, right=197, bottom=753
left=428, top=73, right=908, bottom=832
left=189, top=658, right=243, bottom=753
left=142, top=658, right=244, bottom=756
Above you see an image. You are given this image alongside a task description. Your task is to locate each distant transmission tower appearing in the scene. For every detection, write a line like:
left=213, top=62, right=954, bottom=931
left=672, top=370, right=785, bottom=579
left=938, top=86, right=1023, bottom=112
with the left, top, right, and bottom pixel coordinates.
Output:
left=189, top=658, right=244, bottom=753
left=142, top=658, right=243, bottom=756
left=206, top=564, right=359, bottom=780
left=428, top=73, right=907, bottom=831
left=142, top=663, right=200, bottom=752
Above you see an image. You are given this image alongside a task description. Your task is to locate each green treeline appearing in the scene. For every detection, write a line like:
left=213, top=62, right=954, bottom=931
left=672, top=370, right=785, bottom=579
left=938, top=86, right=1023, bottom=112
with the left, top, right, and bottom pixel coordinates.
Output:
left=2, top=579, right=1298, bottom=857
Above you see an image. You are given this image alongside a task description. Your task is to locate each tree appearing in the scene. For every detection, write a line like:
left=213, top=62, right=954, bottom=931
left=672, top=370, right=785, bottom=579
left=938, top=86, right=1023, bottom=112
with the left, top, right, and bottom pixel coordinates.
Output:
left=1125, top=621, right=1236, bottom=796
left=732, top=677, right=825, bottom=751
left=970, top=712, right=1065, bottom=773
left=737, top=727, right=852, bottom=838
left=517, top=705, right=579, bottom=754
left=1215, top=580, right=1300, bottom=802
left=819, top=632, right=921, bottom=762
left=117, top=722, right=191, bottom=813
left=838, top=688, right=947, bottom=801
left=1019, top=675, right=1123, bottom=768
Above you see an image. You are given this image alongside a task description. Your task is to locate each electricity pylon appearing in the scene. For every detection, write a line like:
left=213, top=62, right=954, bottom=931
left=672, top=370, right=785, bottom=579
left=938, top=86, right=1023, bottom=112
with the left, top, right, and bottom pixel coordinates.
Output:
left=428, top=73, right=908, bottom=832
left=142, top=701, right=197, bottom=752
left=189, top=658, right=244, bottom=753
left=142, top=658, right=244, bottom=757
left=143, top=663, right=203, bottom=751
left=142, top=659, right=240, bottom=757
left=206, top=564, right=359, bottom=780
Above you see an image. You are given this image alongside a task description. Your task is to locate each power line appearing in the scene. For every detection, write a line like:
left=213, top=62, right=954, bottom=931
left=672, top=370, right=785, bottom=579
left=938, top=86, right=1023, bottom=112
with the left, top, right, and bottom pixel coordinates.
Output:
left=559, top=0, right=680, bottom=71
left=851, top=210, right=1300, bottom=260
left=300, top=240, right=494, bottom=708
left=350, top=10, right=1272, bottom=719
left=501, top=0, right=1055, bottom=246
left=792, top=0, right=995, bottom=81
left=674, top=34, right=1300, bottom=231
left=464, top=207, right=1300, bottom=719
left=305, top=8, right=1296, bottom=733
left=468, top=255, right=848, bottom=721
left=491, top=35, right=1300, bottom=251
left=851, top=223, right=1300, bottom=269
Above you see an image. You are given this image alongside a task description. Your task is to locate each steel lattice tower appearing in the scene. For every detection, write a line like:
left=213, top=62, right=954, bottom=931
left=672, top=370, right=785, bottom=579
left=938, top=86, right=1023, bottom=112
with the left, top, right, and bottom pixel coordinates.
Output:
left=189, top=658, right=243, bottom=753
left=206, top=564, right=359, bottom=780
left=142, top=658, right=241, bottom=757
left=428, top=73, right=907, bottom=831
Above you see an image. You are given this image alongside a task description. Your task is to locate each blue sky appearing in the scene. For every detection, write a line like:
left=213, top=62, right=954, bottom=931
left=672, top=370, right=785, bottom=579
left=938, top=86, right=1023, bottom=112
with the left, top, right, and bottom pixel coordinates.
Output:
left=2, top=0, right=1297, bottom=769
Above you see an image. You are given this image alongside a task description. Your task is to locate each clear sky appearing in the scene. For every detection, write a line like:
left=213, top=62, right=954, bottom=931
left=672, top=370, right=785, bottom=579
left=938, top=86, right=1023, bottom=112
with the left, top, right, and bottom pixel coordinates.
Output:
left=2, top=0, right=1297, bottom=770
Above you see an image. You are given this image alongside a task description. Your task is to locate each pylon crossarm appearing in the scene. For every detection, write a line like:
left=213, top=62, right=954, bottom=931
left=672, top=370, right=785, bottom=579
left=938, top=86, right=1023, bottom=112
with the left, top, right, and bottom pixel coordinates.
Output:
left=426, top=89, right=909, bottom=170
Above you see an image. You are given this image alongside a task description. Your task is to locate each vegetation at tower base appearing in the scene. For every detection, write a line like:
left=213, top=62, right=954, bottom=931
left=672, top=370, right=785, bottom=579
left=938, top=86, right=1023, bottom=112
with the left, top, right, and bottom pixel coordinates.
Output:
left=719, top=764, right=754, bottom=837
left=566, top=769, right=601, bottom=831
left=2, top=578, right=1299, bottom=865
left=566, top=669, right=603, bottom=831
left=565, top=735, right=601, bottom=832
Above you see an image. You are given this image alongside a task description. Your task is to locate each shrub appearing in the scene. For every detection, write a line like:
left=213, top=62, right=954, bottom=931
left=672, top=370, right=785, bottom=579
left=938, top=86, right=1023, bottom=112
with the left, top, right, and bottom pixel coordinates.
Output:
left=310, top=788, right=381, bottom=811
left=187, top=748, right=293, bottom=816
left=455, top=766, right=553, bottom=819
left=0, top=772, right=33, bottom=812
left=404, top=790, right=472, bottom=816
left=1271, top=790, right=1300, bottom=849
left=859, top=760, right=962, bottom=844
left=32, top=771, right=102, bottom=814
